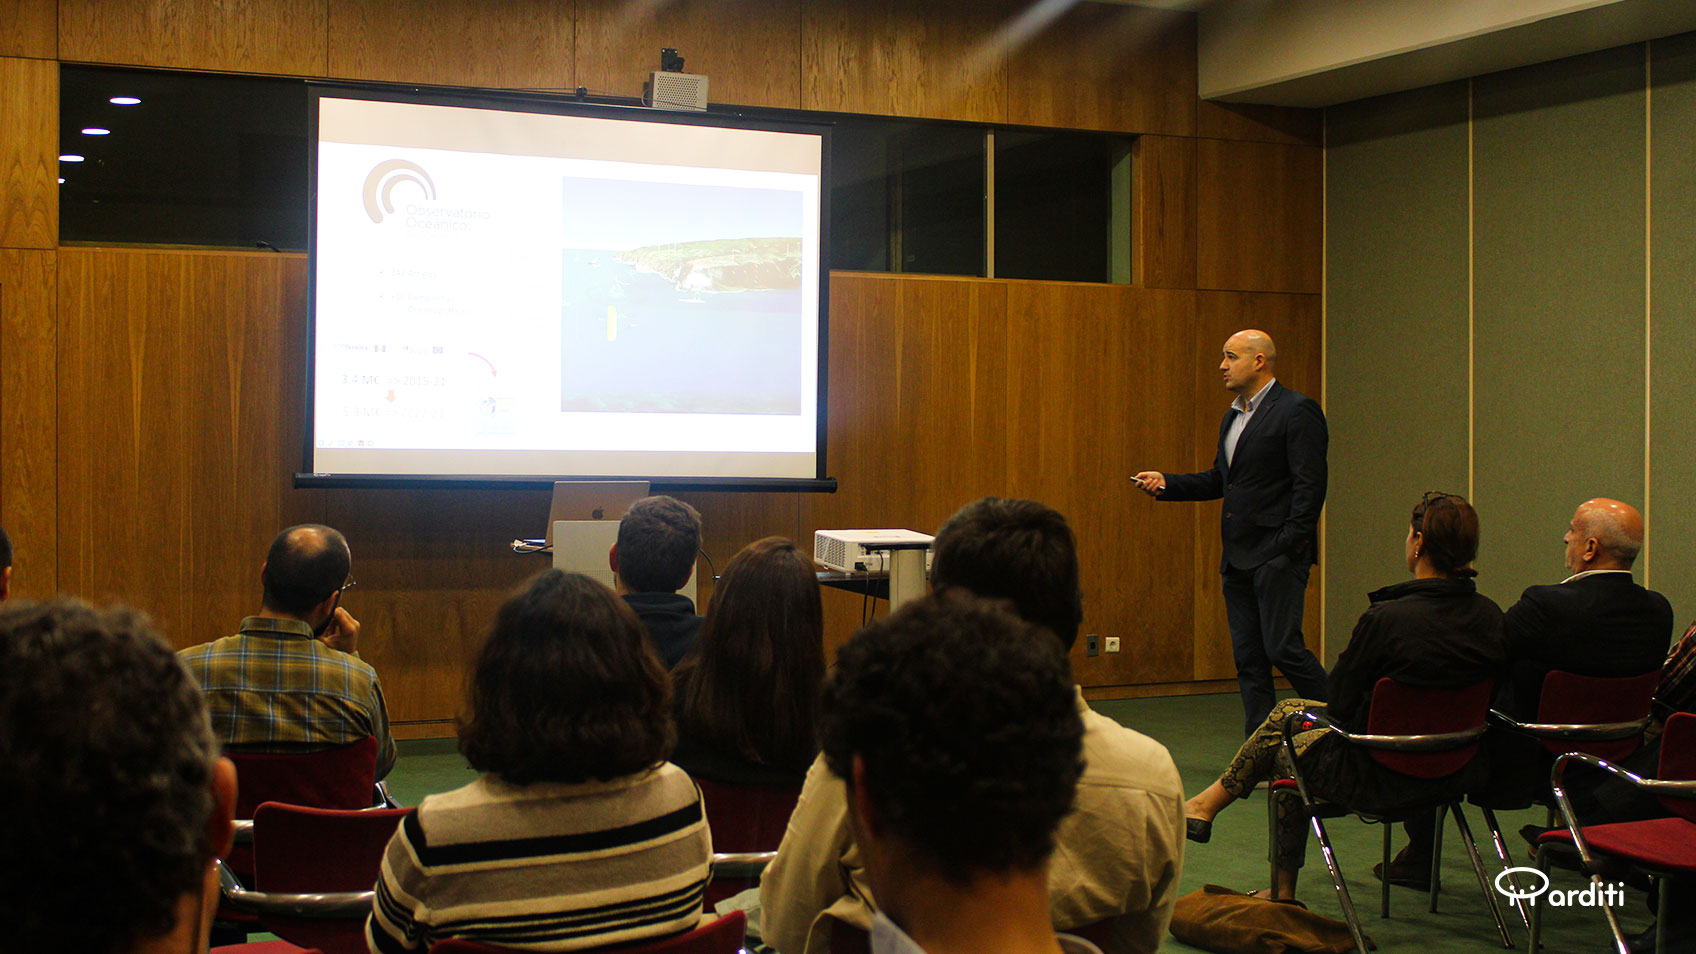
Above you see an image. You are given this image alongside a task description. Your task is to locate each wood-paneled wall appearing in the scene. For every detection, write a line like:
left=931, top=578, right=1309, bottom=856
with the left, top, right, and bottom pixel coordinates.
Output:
left=1, top=0, right=1324, bottom=726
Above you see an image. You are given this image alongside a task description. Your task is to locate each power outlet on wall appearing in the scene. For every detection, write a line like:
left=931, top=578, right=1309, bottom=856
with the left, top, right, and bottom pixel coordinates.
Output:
left=1085, top=633, right=1100, bottom=657
left=1104, top=636, right=1121, bottom=653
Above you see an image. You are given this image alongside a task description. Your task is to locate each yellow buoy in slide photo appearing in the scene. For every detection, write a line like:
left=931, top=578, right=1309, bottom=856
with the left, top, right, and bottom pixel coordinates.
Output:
left=606, top=305, right=618, bottom=342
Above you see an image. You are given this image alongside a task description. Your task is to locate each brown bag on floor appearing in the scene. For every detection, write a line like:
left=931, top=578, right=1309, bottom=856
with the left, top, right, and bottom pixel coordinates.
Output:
left=1168, top=884, right=1373, bottom=954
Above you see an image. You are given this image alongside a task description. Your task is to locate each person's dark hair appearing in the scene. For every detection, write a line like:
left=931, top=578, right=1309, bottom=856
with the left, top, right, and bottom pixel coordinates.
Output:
left=616, top=496, right=703, bottom=593
left=0, top=523, right=12, bottom=568
left=260, top=524, right=351, bottom=615
left=459, top=570, right=674, bottom=784
left=1411, top=491, right=1480, bottom=579
left=0, top=598, right=218, bottom=954
left=821, top=591, right=1084, bottom=885
left=674, top=537, right=824, bottom=770
left=929, top=496, right=1084, bottom=650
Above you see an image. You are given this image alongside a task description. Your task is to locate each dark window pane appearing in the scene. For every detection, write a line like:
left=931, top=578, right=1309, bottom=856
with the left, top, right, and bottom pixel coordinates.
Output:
left=59, top=66, right=308, bottom=250
left=829, top=117, right=984, bottom=277
left=994, top=130, right=1130, bottom=283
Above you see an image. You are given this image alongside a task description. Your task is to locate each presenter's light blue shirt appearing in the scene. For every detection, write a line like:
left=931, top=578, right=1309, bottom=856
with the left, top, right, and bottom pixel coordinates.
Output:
left=1224, top=377, right=1276, bottom=468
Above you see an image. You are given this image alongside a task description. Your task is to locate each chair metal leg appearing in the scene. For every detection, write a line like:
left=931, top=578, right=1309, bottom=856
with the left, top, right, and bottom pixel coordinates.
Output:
left=1529, top=847, right=1549, bottom=954
left=1480, top=806, right=1532, bottom=931
left=1308, top=812, right=1370, bottom=954
left=1656, top=874, right=1669, bottom=954
left=1431, top=803, right=1448, bottom=913
left=1449, top=802, right=1516, bottom=948
left=1381, top=821, right=1392, bottom=918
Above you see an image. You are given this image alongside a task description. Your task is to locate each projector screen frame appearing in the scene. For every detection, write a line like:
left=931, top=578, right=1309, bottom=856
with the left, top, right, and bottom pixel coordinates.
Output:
left=296, top=80, right=835, bottom=494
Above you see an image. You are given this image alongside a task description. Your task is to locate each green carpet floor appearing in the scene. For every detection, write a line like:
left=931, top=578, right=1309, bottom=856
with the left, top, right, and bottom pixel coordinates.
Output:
left=385, top=692, right=1649, bottom=953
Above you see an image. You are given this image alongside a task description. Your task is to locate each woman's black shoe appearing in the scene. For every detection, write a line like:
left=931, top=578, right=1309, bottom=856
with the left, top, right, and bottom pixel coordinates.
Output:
left=1185, top=817, right=1212, bottom=843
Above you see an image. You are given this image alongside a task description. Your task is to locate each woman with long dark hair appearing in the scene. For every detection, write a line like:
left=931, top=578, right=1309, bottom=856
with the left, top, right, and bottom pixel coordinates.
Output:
left=672, top=536, right=825, bottom=785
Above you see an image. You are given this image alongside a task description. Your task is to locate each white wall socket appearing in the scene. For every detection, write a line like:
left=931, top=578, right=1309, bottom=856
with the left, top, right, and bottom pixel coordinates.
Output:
left=1104, top=636, right=1121, bottom=653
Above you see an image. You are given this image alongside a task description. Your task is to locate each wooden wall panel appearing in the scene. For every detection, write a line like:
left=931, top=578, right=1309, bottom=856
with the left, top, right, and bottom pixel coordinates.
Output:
left=1196, top=139, right=1322, bottom=294
left=1135, top=135, right=1196, bottom=290
left=57, top=250, right=319, bottom=648
left=1006, top=283, right=1196, bottom=686
left=0, top=248, right=56, bottom=597
left=59, top=0, right=328, bottom=76
left=575, top=0, right=799, bottom=109
left=328, top=0, right=574, bottom=89
left=0, top=0, right=55, bottom=59
left=801, top=0, right=1012, bottom=123
left=1198, top=101, right=1323, bottom=146
left=1190, top=291, right=1325, bottom=679
left=0, top=57, right=55, bottom=250
left=1007, top=3, right=1194, bottom=136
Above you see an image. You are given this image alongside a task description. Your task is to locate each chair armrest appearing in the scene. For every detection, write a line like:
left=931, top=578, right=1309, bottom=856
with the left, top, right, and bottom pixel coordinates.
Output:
left=710, top=851, right=777, bottom=879
left=231, top=819, right=253, bottom=844
left=216, top=859, right=374, bottom=919
left=1280, top=707, right=1484, bottom=752
left=1487, top=709, right=1649, bottom=743
left=374, top=780, right=401, bottom=808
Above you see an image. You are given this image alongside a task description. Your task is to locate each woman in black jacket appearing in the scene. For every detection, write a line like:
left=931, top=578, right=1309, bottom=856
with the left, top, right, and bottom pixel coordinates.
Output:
left=1181, top=491, right=1506, bottom=900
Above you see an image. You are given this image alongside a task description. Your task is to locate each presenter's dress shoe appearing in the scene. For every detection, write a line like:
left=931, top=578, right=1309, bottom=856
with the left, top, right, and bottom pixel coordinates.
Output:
left=1185, top=817, right=1212, bottom=844
left=1372, top=848, right=1431, bottom=891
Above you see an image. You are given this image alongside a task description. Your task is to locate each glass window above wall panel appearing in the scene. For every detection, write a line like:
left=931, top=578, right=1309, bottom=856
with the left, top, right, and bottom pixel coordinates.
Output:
left=994, top=130, right=1132, bottom=284
left=59, top=65, right=309, bottom=250
left=828, top=116, right=986, bottom=277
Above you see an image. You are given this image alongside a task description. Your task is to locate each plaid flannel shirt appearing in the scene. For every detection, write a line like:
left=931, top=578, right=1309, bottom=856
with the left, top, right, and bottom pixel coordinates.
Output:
left=179, top=616, right=396, bottom=779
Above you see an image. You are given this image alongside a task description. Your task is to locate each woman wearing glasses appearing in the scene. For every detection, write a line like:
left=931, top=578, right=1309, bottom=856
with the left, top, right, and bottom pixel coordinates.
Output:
left=1179, top=492, right=1506, bottom=901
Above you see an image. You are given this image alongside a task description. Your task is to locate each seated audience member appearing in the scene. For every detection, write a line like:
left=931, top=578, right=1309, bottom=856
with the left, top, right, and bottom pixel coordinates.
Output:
left=613, top=494, right=705, bottom=667
left=1497, top=497, right=1671, bottom=716
left=0, top=598, right=249, bottom=954
left=762, top=496, right=1184, bottom=954
left=825, top=592, right=1097, bottom=954
left=367, top=570, right=712, bottom=953
left=179, top=524, right=396, bottom=779
left=1182, top=492, right=1506, bottom=900
left=0, top=523, right=11, bottom=601
left=672, top=536, right=825, bottom=786
left=1383, top=497, right=1674, bottom=885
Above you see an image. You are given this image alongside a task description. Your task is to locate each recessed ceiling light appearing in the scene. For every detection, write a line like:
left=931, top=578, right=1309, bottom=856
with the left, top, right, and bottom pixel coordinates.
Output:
left=109, top=96, right=141, bottom=106
left=59, top=154, right=85, bottom=162
left=82, top=127, right=111, bottom=136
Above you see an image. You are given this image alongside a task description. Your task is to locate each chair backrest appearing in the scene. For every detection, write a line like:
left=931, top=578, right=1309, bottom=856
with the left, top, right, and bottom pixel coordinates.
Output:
left=230, top=736, right=380, bottom=819
left=427, top=909, right=745, bottom=954
left=252, top=802, right=411, bottom=954
left=1658, top=713, right=1696, bottom=823
left=1365, top=678, right=1493, bottom=778
left=692, top=777, right=802, bottom=907
left=1536, top=669, right=1661, bottom=759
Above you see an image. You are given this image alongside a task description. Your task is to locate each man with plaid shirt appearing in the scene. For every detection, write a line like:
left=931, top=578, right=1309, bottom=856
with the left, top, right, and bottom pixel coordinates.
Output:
left=180, top=524, right=396, bottom=779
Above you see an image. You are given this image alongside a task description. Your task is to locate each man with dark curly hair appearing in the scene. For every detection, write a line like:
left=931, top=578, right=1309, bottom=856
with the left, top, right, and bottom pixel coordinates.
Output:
left=0, top=598, right=250, bottom=954
left=611, top=495, right=705, bottom=668
left=763, top=496, right=1185, bottom=954
left=824, top=592, right=1097, bottom=954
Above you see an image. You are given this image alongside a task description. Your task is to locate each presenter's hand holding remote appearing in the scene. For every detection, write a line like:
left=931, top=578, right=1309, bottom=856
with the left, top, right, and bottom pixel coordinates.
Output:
left=320, top=607, right=362, bottom=655
left=1133, top=471, right=1166, bottom=497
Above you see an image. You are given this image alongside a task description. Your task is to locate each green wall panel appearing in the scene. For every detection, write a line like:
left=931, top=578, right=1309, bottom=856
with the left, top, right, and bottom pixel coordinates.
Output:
left=1650, top=33, right=1696, bottom=625
left=1324, top=82, right=1470, bottom=663
left=1472, top=45, right=1646, bottom=609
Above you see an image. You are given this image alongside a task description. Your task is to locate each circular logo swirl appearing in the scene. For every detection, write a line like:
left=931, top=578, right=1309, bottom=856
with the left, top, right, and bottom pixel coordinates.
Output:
left=1493, top=866, right=1550, bottom=901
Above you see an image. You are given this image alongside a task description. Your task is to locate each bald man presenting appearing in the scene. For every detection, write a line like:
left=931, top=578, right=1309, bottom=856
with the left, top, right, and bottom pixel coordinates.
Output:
left=1135, top=330, right=1329, bottom=736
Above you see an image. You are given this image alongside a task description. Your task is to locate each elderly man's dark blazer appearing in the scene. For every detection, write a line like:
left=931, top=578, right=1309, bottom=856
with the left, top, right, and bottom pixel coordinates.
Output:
left=1161, top=381, right=1329, bottom=573
left=1499, top=572, right=1674, bottom=715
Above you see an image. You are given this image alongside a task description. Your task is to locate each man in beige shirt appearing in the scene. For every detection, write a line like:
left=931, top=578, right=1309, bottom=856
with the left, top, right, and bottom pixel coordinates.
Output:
left=761, top=497, right=1185, bottom=954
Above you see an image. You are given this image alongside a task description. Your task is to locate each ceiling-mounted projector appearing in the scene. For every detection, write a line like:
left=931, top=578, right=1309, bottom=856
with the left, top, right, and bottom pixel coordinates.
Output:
left=814, top=528, right=934, bottom=573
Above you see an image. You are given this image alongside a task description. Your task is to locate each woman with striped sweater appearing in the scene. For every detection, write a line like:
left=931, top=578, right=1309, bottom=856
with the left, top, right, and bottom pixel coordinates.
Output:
left=367, top=570, right=713, bottom=953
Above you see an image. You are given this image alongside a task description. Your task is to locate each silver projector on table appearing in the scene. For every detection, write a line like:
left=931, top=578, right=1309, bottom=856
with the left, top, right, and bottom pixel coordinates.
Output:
left=813, top=529, right=934, bottom=573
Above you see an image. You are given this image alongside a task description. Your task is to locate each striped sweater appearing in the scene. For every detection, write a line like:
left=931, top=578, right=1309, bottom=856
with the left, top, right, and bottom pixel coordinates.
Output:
left=366, top=763, right=712, bottom=952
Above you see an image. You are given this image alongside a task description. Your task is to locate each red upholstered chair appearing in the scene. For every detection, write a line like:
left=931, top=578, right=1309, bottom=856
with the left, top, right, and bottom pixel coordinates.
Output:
left=1529, top=712, right=1696, bottom=954
left=427, top=909, right=746, bottom=954
left=692, top=777, right=801, bottom=906
left=1272, top=678, right=1509, bottom=954
left=1473, top=668, right=1660, bottom=930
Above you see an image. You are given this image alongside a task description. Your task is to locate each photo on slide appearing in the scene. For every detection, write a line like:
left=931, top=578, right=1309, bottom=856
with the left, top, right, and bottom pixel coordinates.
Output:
left=559, top=177, right=805, bottom=415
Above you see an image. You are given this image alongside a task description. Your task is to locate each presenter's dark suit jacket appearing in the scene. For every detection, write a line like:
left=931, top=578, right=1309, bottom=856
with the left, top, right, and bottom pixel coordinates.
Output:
left=1499, top=573, right=1674, bottom=716
left=1161, top=381, right=1329, bottom=573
